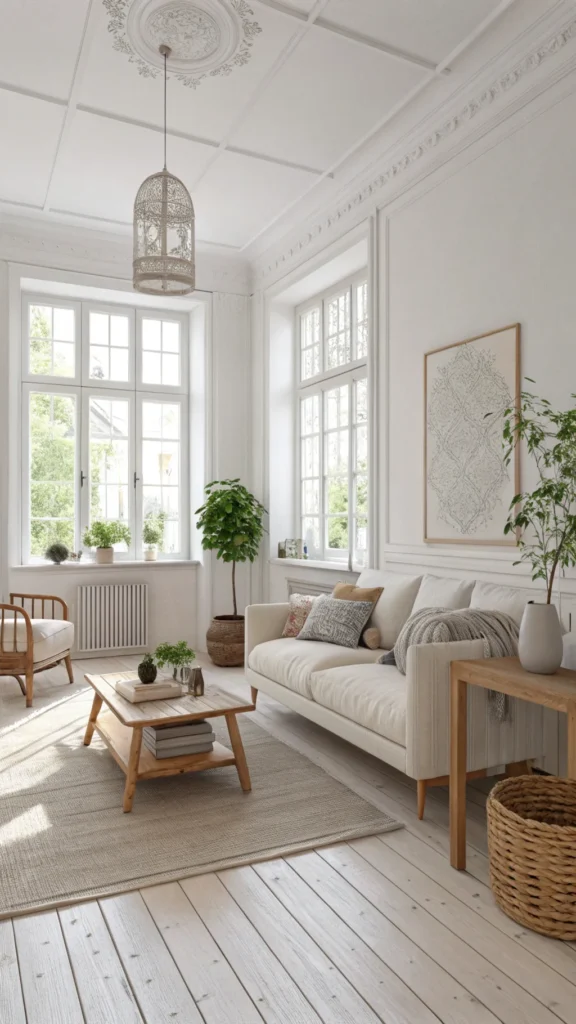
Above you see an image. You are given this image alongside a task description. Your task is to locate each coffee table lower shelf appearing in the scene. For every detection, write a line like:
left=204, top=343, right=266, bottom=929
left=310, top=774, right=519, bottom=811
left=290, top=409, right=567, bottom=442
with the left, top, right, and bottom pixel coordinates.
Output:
left=95, top=712, right=239, bottom=810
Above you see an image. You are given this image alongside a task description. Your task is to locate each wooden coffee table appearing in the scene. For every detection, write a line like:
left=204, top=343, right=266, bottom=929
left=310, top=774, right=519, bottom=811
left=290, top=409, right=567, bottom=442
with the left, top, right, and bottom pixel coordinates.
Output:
left=83, top=671, right=255, bottom=812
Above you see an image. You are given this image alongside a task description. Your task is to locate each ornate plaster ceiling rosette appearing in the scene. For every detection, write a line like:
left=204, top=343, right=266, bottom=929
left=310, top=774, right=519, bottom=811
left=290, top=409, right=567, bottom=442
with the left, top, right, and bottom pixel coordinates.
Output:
left=103, top=0, right=262, bottom=88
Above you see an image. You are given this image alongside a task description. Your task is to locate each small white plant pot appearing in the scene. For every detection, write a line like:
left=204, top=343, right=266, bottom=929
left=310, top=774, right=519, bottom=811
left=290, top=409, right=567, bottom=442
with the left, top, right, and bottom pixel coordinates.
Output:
left=144, top=546, right=158, bottom=561
left=95, top=547, right=114, bottom=565
left=518, top=601, right=563, bottom=674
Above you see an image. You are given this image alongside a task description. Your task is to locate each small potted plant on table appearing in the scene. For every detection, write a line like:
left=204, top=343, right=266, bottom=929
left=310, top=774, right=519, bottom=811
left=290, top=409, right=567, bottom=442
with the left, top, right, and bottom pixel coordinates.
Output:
left=142, top=509, right=168, bottom=561
left=196, top=478, right=266, bottom=666
left=154, top=640, right=196, bottom=685
left=83, top=520, right=131, bottom=564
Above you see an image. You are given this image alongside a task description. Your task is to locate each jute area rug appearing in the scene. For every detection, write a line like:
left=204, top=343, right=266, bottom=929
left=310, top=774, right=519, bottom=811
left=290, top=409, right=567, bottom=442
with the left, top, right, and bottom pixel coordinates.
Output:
left=0, top=686, right=401, bottom=917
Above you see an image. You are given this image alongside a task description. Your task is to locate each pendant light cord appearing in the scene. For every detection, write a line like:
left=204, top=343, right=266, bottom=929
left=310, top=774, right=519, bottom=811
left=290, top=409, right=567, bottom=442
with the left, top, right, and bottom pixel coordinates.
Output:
left=163, top=49, right=167, bottom=171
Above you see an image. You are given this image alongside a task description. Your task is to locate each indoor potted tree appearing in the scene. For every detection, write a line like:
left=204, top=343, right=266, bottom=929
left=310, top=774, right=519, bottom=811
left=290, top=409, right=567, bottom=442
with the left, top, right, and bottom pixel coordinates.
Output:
left=83, top=520, right=131, bottom=564
left=196, top=478, right=266, bottom=666
left=154, top=640, right=196, bottom=684
left=500, top=381, right=576, bottom=673
left=142, top=509, right=168, bottom=561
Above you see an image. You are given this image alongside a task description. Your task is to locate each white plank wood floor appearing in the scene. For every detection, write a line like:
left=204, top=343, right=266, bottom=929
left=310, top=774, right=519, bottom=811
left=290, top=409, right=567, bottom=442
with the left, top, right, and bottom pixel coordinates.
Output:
left=2, top=654, right=576, bottom=1024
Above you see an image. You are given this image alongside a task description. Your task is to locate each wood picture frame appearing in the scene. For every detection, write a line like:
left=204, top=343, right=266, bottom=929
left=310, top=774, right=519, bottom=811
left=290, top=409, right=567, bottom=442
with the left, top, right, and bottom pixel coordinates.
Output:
left=424, top=323, right=520, bottom=545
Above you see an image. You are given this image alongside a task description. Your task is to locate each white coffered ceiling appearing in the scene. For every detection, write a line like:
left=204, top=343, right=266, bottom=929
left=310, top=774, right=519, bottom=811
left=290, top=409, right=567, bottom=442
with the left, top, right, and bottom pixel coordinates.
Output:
left=0, top=0, right=516, bottom=251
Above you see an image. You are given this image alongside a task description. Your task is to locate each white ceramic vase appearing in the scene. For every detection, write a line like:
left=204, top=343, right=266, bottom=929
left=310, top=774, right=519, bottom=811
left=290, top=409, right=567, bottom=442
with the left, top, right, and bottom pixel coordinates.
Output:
left=95, top=547, right=114, bottom=565
left=518, top=601, right=563, bottom=675
left=144, top=545, right=157, bottom=561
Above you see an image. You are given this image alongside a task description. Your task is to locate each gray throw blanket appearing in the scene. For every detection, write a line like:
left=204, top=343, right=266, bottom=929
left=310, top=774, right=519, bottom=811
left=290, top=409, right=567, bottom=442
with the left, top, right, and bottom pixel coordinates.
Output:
left=380, top=607, right=520, bottom=721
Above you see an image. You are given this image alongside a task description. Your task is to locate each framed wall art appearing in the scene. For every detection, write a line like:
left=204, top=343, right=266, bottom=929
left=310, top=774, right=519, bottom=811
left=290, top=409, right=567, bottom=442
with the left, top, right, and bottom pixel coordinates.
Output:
left=424, top=324, right=520, bottom=545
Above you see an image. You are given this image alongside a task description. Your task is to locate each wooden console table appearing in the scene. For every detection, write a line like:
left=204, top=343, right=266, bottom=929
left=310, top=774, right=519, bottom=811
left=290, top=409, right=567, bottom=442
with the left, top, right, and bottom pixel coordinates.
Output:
left=450, top=656, right=576, bottom=870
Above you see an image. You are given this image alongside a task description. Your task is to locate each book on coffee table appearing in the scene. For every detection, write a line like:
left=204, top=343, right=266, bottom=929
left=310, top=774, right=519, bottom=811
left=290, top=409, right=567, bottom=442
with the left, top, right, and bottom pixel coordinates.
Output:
left=114, top=678, right=183, bottom=703
left=143, top=719, right=215, bottom=758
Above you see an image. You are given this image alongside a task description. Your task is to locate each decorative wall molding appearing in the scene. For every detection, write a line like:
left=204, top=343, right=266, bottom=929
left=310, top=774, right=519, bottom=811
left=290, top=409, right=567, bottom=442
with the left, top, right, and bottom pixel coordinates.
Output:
left=0, top=214, right=251, bottom=294
left=251, top=10, right=576, bottom=288
left=103, top=0, right=262, bottom=89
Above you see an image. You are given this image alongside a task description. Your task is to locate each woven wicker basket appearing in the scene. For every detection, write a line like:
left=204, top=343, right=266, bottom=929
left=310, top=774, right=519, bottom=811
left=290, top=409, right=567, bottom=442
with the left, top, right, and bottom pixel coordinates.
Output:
left=206, top=615, right=245, bottom=667
left=487, top=775, right=576, bottom=939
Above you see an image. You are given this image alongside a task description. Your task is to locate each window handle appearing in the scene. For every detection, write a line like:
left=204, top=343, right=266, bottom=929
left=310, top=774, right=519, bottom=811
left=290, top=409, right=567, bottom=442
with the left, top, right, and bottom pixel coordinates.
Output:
left=134, top=471, right=140, bottom=489
left=80, top=471, right=86, bottom=488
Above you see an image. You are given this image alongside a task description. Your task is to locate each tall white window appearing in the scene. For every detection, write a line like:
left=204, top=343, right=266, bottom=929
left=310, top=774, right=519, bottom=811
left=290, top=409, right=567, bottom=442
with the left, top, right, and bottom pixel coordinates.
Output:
left=297, top=273, right=369, bottom=568
left=22, top=296, right=189, bottom=563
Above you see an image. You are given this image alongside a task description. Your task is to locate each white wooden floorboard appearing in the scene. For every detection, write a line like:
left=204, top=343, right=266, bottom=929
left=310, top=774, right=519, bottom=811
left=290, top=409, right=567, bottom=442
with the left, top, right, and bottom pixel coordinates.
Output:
left=379, top=829, right=576, bottom=986
left=180, top=872, right=323, bottom=1024
left=59, top=901, right=144, bottom=1024
left=0, top=919, right=27, bottom=1024
left=141, top=881, right=263, bottom=1024
left=352, top=835, right=576, bottom=1023
left=14, top=910, right=85, bottom=1024
left=99, top=891, right=204, bottom=1024
left=253, top=857, right=441, bottom=1024
left=218, top=864, right=381, bottom=1024
left=320, top=843, right=563, bottom=1024
left=288, top=850, right=498, bottom=1024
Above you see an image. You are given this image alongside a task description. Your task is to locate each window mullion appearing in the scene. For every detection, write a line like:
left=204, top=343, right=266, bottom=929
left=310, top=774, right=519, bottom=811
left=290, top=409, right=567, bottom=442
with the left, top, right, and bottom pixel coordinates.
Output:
left=320, top=386, right=325, bottom=561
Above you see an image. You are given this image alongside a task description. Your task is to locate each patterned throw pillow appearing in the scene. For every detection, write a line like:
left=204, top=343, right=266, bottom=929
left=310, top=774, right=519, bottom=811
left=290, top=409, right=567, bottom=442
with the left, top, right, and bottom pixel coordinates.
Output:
left=282, top=594, right=317, bottom=638
left=332, top=583, right=384, bottom=648
left=297, top=595, right=374, bottom=648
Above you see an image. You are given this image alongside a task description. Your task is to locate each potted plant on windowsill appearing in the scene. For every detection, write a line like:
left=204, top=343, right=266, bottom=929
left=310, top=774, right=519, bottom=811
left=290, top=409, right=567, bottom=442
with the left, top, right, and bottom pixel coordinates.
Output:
left=83, top=520, right=131, bottom=564
left=196, top=478, right=266, bottom=667
left=154, top=640, right=196, bottom=685
left=499, top=381, right=576, bottom=673
left=142, top=510, right=168, bottom=561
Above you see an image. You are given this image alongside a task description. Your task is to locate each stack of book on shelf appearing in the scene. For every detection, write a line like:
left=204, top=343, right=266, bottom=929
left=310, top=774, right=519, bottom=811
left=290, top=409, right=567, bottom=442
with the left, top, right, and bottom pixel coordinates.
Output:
left=143, top=720, right=215, bottom=759
left=114, top=678, right=183, bottom=703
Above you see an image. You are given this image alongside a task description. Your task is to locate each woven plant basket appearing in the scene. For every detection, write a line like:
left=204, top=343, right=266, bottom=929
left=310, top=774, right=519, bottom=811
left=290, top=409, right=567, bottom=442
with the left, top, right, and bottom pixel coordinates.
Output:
left=206, top=615, right=245, bottom=667
left=487, top=775, right=576, bottom=939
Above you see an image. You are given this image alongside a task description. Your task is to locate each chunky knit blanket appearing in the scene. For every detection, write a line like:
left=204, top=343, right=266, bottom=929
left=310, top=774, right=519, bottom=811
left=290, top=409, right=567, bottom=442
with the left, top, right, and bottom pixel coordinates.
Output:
left=384, top=606, right=520, bottom=720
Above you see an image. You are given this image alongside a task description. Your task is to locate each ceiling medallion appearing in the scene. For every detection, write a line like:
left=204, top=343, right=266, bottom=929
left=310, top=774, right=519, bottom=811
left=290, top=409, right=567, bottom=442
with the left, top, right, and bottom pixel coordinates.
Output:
left=103, top=0, right=262, bottom=88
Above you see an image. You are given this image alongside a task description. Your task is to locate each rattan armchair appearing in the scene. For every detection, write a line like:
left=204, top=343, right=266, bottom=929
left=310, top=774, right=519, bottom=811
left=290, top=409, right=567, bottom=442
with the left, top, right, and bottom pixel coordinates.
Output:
left=0, top=593, right=74, bottom=707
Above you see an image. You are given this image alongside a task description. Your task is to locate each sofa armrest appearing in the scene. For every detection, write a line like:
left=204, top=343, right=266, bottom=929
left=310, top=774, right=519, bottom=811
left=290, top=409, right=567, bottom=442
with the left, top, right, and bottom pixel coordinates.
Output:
left=245, top=603, right=290, bottom=662
left=405, top=639, right=485, bottom=780
left=405, top=639, right=544, bottom=780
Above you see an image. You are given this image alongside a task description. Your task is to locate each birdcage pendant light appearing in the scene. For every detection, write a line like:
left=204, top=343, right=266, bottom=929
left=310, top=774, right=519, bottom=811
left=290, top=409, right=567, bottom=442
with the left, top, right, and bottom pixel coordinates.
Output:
left=133, top=45, right=195, bottom=295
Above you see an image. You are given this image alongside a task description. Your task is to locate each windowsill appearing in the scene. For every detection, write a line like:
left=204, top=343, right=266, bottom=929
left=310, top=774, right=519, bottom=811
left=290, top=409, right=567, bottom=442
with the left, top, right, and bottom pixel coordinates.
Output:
left=12, top=559, right=200, bottom=571
left=269, top=557, right=358, bottom=572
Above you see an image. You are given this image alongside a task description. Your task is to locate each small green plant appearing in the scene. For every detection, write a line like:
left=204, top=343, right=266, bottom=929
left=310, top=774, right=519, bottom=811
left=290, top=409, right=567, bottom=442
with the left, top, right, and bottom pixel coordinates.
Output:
left=143, top=509, right=168, bottom=548
left=499, top=380, right=576, bottom=603
left=137, top=653, right=157, bottom=684
left=83, top=520, right=131, bottom=549
left=45, top=542, right=69, bottom=564
left=154, top=640, right=196, bottom=670
left=196, top=479, right=266, bottom=616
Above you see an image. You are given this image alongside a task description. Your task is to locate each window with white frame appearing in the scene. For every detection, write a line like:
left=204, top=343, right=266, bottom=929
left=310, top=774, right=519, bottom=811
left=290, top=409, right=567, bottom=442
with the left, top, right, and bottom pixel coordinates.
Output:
left=297, top=273, right=369, bottom=568
left=22, top=295, right=189, bottom=563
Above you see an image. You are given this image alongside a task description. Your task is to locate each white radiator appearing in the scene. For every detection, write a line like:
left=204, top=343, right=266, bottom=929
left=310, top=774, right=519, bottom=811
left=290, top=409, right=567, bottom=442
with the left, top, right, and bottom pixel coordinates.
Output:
left=77, top=583, right=148, bottom=652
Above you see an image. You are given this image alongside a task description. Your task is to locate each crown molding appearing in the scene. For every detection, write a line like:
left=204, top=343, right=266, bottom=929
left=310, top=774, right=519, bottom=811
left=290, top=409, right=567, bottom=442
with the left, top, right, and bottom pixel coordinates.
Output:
left=0, top=212, right=251, bottom=295
left=250, top=4, right=576, bottom=289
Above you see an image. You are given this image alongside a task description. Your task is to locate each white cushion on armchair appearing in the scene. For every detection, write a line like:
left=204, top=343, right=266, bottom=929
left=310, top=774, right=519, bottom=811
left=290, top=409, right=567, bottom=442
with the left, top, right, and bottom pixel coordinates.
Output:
left=3, top=617, right=74, bottom=663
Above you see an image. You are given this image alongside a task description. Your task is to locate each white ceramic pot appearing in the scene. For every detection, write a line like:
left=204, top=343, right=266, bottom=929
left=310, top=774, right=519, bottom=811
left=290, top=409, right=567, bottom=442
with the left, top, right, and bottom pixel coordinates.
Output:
left=144, top=546, right=157, bottom=561
left=518, top=601, right=563, bottom=674
left=95, top=547, right=114, bottom=565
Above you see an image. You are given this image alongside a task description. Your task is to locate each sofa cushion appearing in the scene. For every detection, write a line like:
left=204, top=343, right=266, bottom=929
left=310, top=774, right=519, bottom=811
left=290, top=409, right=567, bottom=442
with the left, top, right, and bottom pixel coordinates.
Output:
left=412, top=574, right=474, bottom=614
left=298, top=596, right=374, bottom=648
left=470, top=581, right=529, bottom=626
left=355, top=570, right=422, bottom=649
left=248, top=638, right=380, bottom=699
left=310, top=663, right=406, bottom=746
left=4, top=618, right=74, bottom=663
left=281, top=593, right=316, bottom=638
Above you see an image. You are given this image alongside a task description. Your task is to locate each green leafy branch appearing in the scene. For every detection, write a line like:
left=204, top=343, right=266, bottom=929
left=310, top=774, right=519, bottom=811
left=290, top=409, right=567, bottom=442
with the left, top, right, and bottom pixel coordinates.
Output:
left=499, top=380, right=576, bottom=603
left=195, top=478, right=266, bottom=616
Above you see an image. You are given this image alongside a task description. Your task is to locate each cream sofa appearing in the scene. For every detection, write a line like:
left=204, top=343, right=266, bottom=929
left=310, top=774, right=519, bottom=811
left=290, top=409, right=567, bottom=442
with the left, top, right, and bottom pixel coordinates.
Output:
left=245, top=571, right=544, bottom=817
